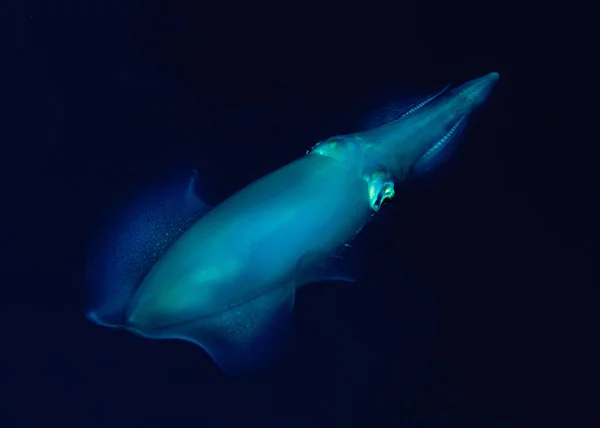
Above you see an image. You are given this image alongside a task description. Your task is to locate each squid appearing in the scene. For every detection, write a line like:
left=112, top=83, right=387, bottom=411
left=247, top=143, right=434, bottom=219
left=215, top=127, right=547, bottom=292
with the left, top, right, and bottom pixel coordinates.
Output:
left=85, top=72, right=500, bottom=375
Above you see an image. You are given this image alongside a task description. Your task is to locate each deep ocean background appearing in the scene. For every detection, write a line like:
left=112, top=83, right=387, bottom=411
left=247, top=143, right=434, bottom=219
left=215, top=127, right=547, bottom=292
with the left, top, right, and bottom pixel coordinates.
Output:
left=4, top=1, right=594, bottom=427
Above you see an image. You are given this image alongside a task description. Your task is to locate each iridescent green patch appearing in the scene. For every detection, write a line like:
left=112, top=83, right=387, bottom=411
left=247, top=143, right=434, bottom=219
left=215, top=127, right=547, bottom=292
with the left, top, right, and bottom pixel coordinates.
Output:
left=363, top=170, right=395, bottom=212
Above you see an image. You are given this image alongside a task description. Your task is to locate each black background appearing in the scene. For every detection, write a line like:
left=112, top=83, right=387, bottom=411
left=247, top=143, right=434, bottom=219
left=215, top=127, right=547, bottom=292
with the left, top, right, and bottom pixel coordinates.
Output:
left=4, top=1, right=594, bottom=427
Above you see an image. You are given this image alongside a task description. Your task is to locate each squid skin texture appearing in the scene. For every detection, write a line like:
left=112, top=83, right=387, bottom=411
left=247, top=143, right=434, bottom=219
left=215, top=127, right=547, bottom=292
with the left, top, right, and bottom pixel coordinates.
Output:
left=86, top=72, right=499, bottom=375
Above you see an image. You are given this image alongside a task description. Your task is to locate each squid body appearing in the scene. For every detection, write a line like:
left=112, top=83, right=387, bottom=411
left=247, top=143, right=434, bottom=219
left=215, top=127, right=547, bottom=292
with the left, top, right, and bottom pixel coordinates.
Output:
left=85, top=72, right=500, bottom=375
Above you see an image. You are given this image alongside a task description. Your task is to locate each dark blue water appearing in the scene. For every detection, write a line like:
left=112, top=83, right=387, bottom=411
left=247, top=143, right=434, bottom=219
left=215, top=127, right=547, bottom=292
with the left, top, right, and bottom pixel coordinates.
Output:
left=4, top=1, right=593, bottom=427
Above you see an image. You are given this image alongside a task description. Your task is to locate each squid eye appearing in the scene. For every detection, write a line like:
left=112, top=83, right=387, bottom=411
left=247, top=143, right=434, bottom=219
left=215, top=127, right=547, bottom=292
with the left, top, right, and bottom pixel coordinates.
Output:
left=365, top=170, right=395, bottom=212
left=373, top=183, right=394, bottom=211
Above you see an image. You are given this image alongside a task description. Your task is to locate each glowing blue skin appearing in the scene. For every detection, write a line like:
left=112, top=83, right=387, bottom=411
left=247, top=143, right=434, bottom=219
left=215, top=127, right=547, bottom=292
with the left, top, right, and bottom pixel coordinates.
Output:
left=86, top=72, right=499, bottom=375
